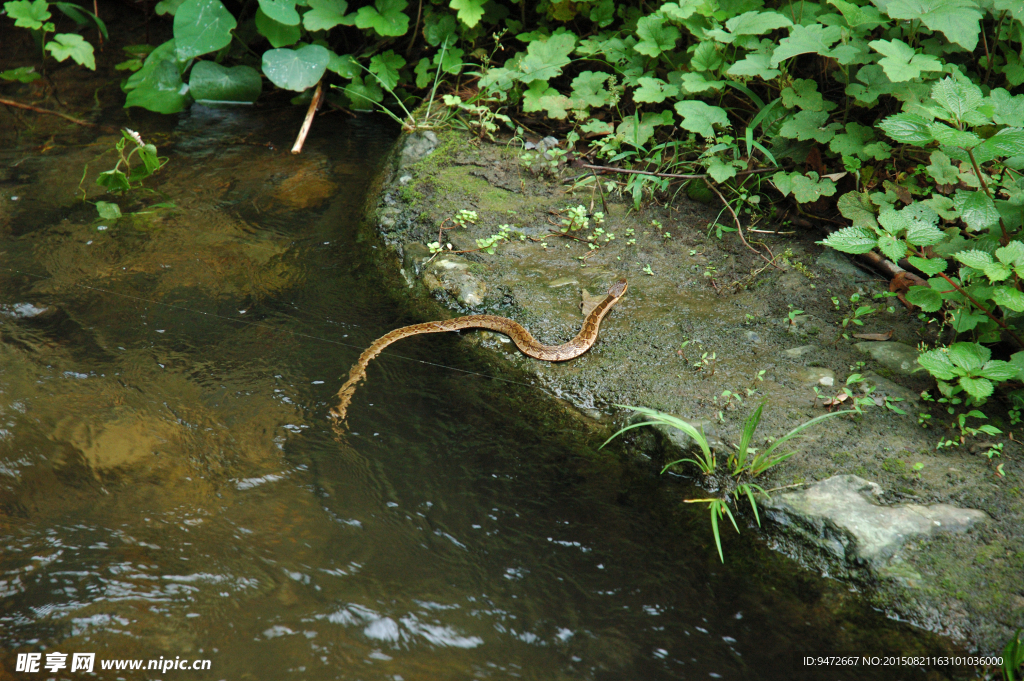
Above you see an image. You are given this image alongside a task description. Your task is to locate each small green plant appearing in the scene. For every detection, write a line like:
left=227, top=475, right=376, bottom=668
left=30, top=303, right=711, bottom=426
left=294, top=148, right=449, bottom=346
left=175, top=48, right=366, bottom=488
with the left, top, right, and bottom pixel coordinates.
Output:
left=560, top=205, right=589, bottom=232
left=1005, top=629, right=1024, bottom=681
left=91, top=129, right=167, bottom=196
left=602, top=403, right=853, bottom=562
left=3, top=0, right=106, bottom=72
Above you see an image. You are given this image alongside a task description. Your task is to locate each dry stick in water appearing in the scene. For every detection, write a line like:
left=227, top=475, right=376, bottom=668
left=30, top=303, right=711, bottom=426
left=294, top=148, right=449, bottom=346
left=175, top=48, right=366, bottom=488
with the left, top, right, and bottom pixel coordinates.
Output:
left=291, top=80, right=324, bottom=154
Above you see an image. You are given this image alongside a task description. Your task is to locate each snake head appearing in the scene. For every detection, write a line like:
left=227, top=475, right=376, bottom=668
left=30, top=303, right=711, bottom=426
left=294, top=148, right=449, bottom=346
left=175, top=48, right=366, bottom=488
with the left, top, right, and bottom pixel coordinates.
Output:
left=608, top=279, right=628, bottom=297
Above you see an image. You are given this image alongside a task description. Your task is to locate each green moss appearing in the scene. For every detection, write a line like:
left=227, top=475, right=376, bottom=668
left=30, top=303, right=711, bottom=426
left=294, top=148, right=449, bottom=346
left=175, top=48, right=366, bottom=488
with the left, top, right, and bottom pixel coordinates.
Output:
left=882, top=458, right=906, bottom=474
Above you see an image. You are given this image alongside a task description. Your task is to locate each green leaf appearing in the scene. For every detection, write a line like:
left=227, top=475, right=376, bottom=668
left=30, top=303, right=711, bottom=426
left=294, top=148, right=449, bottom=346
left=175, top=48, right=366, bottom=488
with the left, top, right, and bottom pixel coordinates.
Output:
left=0, top=66, right=40, bottom=82
left=5, top=0, right=50, bottom=29
left=829, top=0, right=886, bottom=28
left=770, top=24, right=842, bottom=67
left=838, top=192, right=879, bottom=230
left=954, top=190, right=1000, bottom=231
left=925, top=151, right=959, bottom=185
left=990, top=89, right=1024, bottom=127
left=189, top=61, right=261, bottom=103
left=368, top=50, right=405, bottom=90
left=706, top=156, right=738, bottom=183
left=727, top=51, right=780, bottom=79
left=931, top=76, right=985, bottom=122
left=820, top=225, right=878, bottom=254
left=124, top=59, right=190, bottom=113
left=929, top=122, right=982, bottom=149
left=691, top=42, right=723, bottom=73
left=781, top=78, right=830, bottom=112
left=633, top=76, right=678, bottom=104
left=869, top=38, right=943, bottom=82
left=996, top=242, right=1024, bottom=265
left=778, top=110, right=840, bottom=143
left=953, top=249, right=994, bottom=270
left=906, top=284, right=944, bottom=311
left=635, top=14, right=680, bottom=57
left=343, top=74, right=383, bottom=108
left=1010, top=351, right=1024, bottom=379
left=262, top=44, right=329, bottom=91
left=256, top=8, right=300, bottom=47
left=45, top=34, right=96, bottom=69
left=450, top=0, right=484, bottom=27
left=917, top=347, right=958, bottom=379
left=983, top=261, right=1013, bottom=282
left=949, top=341, right=989, bottom=372
left=517, top=33, right=576, bottom=82
left=326, top=51, right=358, bottom=78
left=993, top=286, right=1024, bottom=312
left=174, top=0, right=237, bottom=61
left=615, top=110, right=674, bottom=148
left=879, top=112, right=934, bottom=144
left=791, top=173, right=837, bottom=203
left=905, top=220, right=945, bottom=246
left=424, top=13, right=456, bottom=46
left=257, top=0, right=298, bottom=24
left=960, top=376, right=994, bottom=399
left=674, top=100, right=729, bottom=139
left=302, top=0, right=349, bottom=31
left=154, top=0, right=185, bottom=14
left=977, top=129, right=1024, bottom=159
left=829, top=122, right=874, bottom=157
left=570, top=71, right=613, bottom=108
left=883, top=0, right=983, bottom=51
left=877, top=234, right=906, bottom=261
left=522, top=80, right=570, bottom=119
left=95, top=200, right=122, bottom=220
left=725, top=10, right=792, bottom=35
left=96, top=169, right=131, bottom=193
left=354, top=0, right=408, bottom=37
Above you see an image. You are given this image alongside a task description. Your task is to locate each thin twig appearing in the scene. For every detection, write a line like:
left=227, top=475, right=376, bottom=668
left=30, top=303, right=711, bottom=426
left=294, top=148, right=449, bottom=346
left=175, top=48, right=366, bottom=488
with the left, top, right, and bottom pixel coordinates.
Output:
left=580, top=163, right=776, bottom=181
left=703, top=178, right=778, bottom=268
left=290, top=80, right=324, bottom=154
left=0, top=97, right=113, bottom=130
left=937, top=272, right=1024, bottom=350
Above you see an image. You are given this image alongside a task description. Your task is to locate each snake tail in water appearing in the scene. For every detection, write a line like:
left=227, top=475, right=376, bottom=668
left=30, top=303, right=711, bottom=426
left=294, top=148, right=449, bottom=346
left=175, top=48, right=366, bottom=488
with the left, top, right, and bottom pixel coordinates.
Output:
left=330, top=279, right=628, bottom=422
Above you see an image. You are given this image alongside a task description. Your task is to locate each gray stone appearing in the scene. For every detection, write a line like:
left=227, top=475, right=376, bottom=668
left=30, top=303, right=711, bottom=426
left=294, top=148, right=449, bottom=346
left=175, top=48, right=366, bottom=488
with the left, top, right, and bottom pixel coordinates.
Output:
left=794, top=367, right=835, bottom=387
left=763, top=475, right=987, bottom=568
left=855, top=341, right=925, bottom=376
left=399, top=131, right=439, bottom=166
left=783, top=344, right=818, bottom=358
left=423, top=257, right=487, bottom=307
left=816, top=249, right=872, bottom=281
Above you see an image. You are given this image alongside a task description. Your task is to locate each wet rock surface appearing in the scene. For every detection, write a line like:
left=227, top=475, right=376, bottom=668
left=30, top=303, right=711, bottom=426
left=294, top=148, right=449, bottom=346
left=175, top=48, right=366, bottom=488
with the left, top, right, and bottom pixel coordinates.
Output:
left=361, top=128, right=1024, bottom=653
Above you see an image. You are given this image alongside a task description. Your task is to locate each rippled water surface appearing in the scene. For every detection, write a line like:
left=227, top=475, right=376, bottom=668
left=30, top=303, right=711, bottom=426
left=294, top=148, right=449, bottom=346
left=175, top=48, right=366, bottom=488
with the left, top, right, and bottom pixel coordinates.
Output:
left=1, top=109, right=964, bottom=680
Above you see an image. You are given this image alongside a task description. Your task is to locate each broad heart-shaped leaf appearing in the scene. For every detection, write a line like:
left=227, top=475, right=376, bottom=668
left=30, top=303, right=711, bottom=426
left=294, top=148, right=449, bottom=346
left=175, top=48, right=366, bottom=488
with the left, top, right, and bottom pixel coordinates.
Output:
left=257, top=0, right=299, bottom=25
left=819, top=225, right=877, bottom=254
left=725, top=10, right=792, bottom=35
left=829, top=121, right=874, bottom=156
left=977, top=129, right=1024, bottom=159
left=5, top=0, right=50, bottom=28
left=174, top=0, right=237, bottom=61
left=632, top=76, right=677, bottom=104
left=615, top=109, right=674, bottom=148
left=45, top=34, right=96, bottom=70
left=838, top=192, right=878, bottom=229
left=705, top=156, right=739, bottom=183
left=256, top=8, right=300, bottom=47
left=917, top=347, right=959, bottom=379
left=959, top=376, right=994, bottom=399
left=906, top=284, right=944, bottom=311
left=516, top=32, right=575, bottom=82
left=884, top=0, right=982, bottom=51
left=691, top=42, right=723, bottom=73
left=778, top=110, right=840, bottom=143
left=96, top=169, right=131, bottom=193
left=908, top=255, right=948, bottom=275
left=948, top=341, right=990, bottom=372
left=368, top=50, right=405, bottom=90
left=868, top=38, right=942, bottom=82
left=770, top=24, right=841, bottom=67
left=926, top=150, right=959, bottom=185
left=993, top=286, right=1024, bottom=312
left=354, top=0, right=408, bottom=37
left=954, top=190, right=1000, bottom=231
left=674, top=100, right=729, bottom=139
left=189, top=61, right=261, bottom=103
left=634, top=14, right=680, bottom=57
left=302, top=0, right=349, bottom=31
left=879, top=112, right=933, bottom=144
left=124, top=59, right=190, bottom=113
left=450, top=0, right=484, bottom=27
left=571, top=71, right=613, bottom=108
left=522, top=80, right=570, bottom=119
left=262, top=45, right=329, bottom=91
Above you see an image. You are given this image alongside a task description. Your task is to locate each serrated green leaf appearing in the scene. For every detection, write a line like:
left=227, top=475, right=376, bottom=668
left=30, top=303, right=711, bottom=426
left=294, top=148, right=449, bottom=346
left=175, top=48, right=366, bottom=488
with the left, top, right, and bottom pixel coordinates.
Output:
left=992, top=286, right=1024, bottom=311
left=635, top=14, right=680, bottom=57
left=771, top=24, right=842, bottom=67
left=189, top=61, right=261, bottom=102
left=45, top=34, right=95, bottom=69
left=929, top=123, right=982, bottom=149
left=908, top=256, right=948, bottom=275
left=354, top=0, right=408, bottom=37
left=960, top=376, right=994, bottom=399
left=674, top=100, right=729, bottom=139
left=262, top=45, right=329, bottom=91
left=878, top=206, right=913, bottom=236
left=978, top=129, right=1024, bottom=159
left=5, top=0, right=50, bottom=29
left=302, top=0, right=349, bottom=31
left=837, top=192, right=879, bottom=229
left=884, top=0, right=982, bottom=51
left=996, top=242, right=1024, bottom=265
left=879, top=112, right=933, bottom=144
left=725, top=10, right=792, bottom=35
left=981, top=359, right=1019, bottom=381
left=906, top=221, right=945, bottom=246
left=925, top=150, right=959, bottom=185
left=450, top=0, right=484, bottom=27
left=906, top=284, right=944, bottom=311
left=877, top=234, right=906, bottom=261
left=778, top=110, right=840, bottom=143
left=633, top=76, right=678, bottom=104
left=953, top=249, right=994, bottom=269
left=174, top=0, right=236, bottom=61
left=517, top=33, right=575, bottom=82
left=869, top=38, right=942, bottom=82
left=918, top=348, right=959, bottom=379
left=820, top=225, right=878, bottom=254
left=990, top=89, right=1024, bottom=127
left=983, top=262, right=1013, bottom=282
left=691, top=42, right=723, bottom=72
left=948, top=341, right=989, bottom=372
left=829, top=122, right=873, bottom=156
left=706, top=156, right=738, bottom=183
left=954, top=190, right=1000, bottom=231
left=368, top=50, right=405, bottom=90
left=930, top=75, right=985, bottom=121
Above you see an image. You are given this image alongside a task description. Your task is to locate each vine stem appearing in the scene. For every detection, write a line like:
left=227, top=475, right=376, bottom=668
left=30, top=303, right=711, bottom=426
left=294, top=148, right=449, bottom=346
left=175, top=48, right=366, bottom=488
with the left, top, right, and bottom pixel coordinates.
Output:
left=936, top=271, right=1024, bottom=350
left=703, top=179, right=778, bottom=268
left=580, top=163, right=775, bottom=181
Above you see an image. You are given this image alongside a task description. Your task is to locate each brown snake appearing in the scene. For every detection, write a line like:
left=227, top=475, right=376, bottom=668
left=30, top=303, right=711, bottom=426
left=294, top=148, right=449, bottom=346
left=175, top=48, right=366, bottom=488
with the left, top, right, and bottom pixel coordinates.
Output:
left=331, top=278, right=628, bottom=421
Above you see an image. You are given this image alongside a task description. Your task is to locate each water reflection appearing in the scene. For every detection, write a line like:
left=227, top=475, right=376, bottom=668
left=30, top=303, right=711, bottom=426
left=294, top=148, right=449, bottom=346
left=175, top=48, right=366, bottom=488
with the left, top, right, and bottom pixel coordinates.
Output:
left=0, top=108, right=965, bottom=680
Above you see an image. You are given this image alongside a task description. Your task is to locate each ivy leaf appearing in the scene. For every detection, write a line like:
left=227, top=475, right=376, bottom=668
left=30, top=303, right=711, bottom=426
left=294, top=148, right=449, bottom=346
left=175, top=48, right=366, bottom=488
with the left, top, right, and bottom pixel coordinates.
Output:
left=879, top=112, right=933, bottom=144
left=257, top=8, right=300, bottom=47
left=635, top=15, right=680, bottom=58
left=868, top=38, right=942, bottom=82
left=189, top=61, right=261, bottom=102
left=883, top=0, right=983, bottom=51
left=953, top=249, right=994, bottom=270
left=953, top=190, right=1000, bottom=231
left=45, top=34, right=95, bottom=69
left=977, top=129, right=1024, bottom=158
left=174, top=0, right=237, bottom=61
left=368, top=50, right=405, bottom=90
left=925, top=151, right=960, bottom=185
left=674, top=100, right=729, bottom=139
left=262, top=44, right=329, bottom=91
left=778, top=110, right=841, bottom=143
left=450, top=0, right=484, bottom=27
left=517, top=33, right=576, bottom=82
left=993, top=286, right=1024, bottom=312
left=907, top=255, right=948, bottom=275
left=906, top=284, right=944, bottom=311
left=5, top=0, right=50, bottom=28
left=633, top=76, right=678, bottom=104
left=302, top=0, right=350, bottom=31
left=570, top=71, right=613, bottom=108
left=959, top=376, right=994, bottom=399
left=877, top=234, right=906, bottom=261
left=819, top=225, right=878, bottom=254
left=257, top=0, right=299, bottom=25
left=725, top=10, right=792, bottom=35
left=770, top=24, right=842, bottom=67
left=354, top=0, right=408, bottom=37
left=837, top=192, right=879, bottom=230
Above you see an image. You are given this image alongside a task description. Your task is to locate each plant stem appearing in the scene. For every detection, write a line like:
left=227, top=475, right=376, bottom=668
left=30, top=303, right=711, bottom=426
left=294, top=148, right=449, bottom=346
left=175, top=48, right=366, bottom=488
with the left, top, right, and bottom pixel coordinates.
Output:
left=966, top=147, right=1009, bottom=244
left=937, top=271, right=1024, bottom=349
left=703, top=178, right=778, bottom=268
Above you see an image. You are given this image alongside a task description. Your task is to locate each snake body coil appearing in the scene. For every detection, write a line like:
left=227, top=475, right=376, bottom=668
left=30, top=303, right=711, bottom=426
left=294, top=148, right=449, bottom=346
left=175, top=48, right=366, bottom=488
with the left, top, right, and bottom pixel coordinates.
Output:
left=331, top=279, right=628, bottom=421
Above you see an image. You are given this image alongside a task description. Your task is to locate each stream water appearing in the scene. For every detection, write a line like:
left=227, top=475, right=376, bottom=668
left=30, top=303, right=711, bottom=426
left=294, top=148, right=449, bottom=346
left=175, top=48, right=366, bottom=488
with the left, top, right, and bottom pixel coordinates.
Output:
left=0, top=108, right=968, bottom=680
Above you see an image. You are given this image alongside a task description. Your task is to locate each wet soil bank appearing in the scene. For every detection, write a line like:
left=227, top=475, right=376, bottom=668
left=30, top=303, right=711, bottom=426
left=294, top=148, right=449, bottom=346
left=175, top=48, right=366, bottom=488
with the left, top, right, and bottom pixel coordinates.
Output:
left=354, top=128, right=1024, bottom=655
